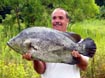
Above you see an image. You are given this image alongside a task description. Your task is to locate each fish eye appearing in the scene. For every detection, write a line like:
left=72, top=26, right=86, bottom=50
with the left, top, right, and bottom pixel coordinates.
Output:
left=13, top=39, right=15, bottom=41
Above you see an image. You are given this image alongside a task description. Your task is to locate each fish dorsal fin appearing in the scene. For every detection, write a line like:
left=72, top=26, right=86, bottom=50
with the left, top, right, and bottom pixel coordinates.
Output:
left=64, top=32, right=81, bottom=43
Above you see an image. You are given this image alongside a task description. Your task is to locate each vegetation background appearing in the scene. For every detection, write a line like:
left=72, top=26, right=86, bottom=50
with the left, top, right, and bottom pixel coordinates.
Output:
left=0, top=0, right=105, bottom=78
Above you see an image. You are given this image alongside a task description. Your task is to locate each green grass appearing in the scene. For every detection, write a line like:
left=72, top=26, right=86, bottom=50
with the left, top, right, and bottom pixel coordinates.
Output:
left=0, top=19, right=105, bottom=78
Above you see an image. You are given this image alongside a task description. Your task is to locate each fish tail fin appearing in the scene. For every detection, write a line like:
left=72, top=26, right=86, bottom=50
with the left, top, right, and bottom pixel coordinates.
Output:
left=80, top=38, right=96, bottom=58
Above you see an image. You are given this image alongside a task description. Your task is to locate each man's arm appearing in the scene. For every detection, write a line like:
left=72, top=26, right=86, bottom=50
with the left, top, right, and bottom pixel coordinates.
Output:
left=71, top=50, right=89, bottom=71
left=33, top=60, right=46, bottom=74
left=22, top=53, right=46, bottom=74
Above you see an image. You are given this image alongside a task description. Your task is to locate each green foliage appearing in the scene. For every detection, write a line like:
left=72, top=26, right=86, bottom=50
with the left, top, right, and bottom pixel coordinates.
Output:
left=20, top=0, right=44, bottom=27
left=70, top=0, right=99, bottom=21
left=0, top=60, right=40, bottom=78
left=99, top=6, right=105, bottom=19
left=0, top=0, right=100, bottom=30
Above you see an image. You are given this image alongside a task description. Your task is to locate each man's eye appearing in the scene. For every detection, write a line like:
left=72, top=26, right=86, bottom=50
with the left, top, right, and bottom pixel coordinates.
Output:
left=53, top=16, right=56, bottom=20
left=59, top=16, right=63, bottom=20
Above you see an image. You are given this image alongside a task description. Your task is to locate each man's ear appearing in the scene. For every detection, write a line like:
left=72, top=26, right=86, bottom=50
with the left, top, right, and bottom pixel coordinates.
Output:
left=67, top=18, right=69, bottom=23
left=67, top=19, right=70, bottom=25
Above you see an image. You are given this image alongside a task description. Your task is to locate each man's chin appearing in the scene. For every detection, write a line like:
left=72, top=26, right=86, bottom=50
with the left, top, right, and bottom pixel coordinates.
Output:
left=53, top=27, right=63, bottom=31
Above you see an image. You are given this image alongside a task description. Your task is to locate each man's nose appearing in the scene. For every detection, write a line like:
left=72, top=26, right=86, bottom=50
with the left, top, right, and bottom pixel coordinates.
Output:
left=54, top=18, right=60, bottom=22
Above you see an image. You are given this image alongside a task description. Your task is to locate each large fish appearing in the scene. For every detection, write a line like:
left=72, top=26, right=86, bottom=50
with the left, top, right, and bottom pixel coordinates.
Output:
left=7, top=27, right=96, bottom=64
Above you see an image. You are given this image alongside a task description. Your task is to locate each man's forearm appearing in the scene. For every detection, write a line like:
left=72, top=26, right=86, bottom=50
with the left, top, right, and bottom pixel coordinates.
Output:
left=33, top=60, right=46, bottom=74
left=77, top=55, right=88, bottom=71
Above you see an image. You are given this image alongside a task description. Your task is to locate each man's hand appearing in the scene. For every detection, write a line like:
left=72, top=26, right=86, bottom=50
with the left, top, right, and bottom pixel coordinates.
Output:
left=22, top=53, right=32, bottom=61
left=71, top=50, right=81, bottom=59
left=22, top=53, right=46, bottom=74
left=71, top=50, right=89, bottom=71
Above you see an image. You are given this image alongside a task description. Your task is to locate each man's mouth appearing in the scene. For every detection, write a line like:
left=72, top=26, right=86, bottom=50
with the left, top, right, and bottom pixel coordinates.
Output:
left=54, top=22, right=62, bottom=26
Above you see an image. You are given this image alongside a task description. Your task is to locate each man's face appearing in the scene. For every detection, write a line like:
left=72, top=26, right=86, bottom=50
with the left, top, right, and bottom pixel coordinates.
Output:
left=51, top=10, right=69, bottom=32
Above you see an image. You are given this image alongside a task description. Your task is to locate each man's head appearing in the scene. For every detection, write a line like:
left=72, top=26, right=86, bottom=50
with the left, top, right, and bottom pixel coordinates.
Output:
left=51, top=8, right=69, bottom=32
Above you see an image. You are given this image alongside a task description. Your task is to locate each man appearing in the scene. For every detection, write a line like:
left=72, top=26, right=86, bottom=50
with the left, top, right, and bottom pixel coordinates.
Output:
left=23, top=8, right=89, bottom=78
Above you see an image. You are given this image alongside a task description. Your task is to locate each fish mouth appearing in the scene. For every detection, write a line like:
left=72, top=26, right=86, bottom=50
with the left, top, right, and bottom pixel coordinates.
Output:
left=7, top=42, right=16, bottom=51
left=7, top=42, right=21, bottom=54
left=7, top=42, right=12, bottom=49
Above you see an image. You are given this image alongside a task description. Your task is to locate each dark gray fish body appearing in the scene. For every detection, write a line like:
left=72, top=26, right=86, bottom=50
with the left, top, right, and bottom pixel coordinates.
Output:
left=7, top=27, right=96, bottom=64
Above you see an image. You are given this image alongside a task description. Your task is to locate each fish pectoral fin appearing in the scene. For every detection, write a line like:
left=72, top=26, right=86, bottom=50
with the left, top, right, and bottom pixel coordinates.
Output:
left=64, top=32, right=81, bottom=43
